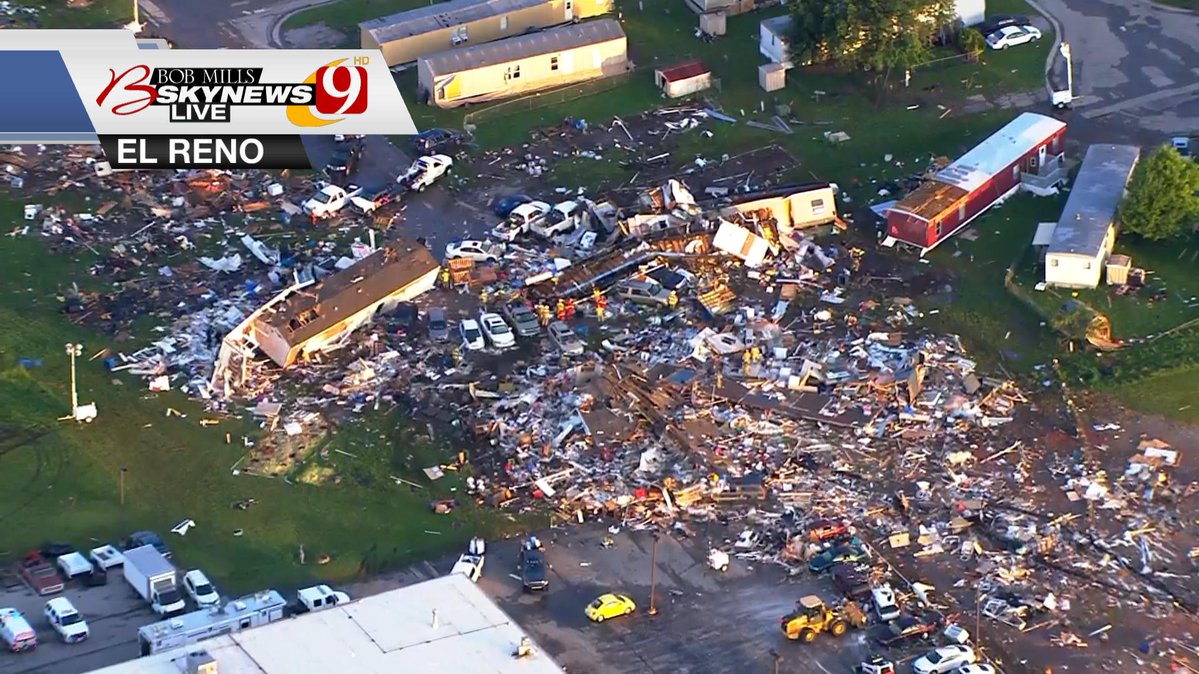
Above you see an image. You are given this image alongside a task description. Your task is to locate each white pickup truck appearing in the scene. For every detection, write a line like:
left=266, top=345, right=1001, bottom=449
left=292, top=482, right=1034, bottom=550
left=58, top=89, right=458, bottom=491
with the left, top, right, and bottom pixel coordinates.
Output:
left=399, top=155, right=453, bottom=192
left=530, top=200, right=590, bottom=239
left=450, top=537, right=486, bottom=582
left=302, top=183, right=363, bottom=218
left=492, top=200, right=550, bottom=242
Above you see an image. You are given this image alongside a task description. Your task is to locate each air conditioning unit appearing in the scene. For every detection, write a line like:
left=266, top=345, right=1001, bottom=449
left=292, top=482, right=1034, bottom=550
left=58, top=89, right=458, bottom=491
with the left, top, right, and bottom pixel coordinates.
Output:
left=187, top=650, right=218, bottom=674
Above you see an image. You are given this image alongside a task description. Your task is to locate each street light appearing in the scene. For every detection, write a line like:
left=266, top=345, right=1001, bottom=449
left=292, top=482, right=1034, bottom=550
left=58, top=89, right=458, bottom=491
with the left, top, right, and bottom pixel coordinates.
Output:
left=65, top=343, right=82, bottom=415
left=648, top=533, right=660, bottom=616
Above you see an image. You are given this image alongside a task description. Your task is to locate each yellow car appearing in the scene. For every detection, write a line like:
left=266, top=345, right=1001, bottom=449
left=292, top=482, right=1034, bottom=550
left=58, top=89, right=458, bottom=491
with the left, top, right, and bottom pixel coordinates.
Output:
left=585, top=593, right=636, bottom=622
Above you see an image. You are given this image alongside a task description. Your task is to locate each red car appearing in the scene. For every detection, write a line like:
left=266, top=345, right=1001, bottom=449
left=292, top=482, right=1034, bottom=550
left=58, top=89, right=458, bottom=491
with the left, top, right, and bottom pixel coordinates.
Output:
left=19, top=552, right=64, bottom=596
left=808, top=519, right=849, bottom=543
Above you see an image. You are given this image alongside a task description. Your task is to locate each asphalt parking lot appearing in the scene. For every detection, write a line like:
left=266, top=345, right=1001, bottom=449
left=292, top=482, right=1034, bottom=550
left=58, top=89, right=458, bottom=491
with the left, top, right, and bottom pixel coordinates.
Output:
left=0, top=570, right=155, bottom=674
left=475, top=524, right=911, bottom=674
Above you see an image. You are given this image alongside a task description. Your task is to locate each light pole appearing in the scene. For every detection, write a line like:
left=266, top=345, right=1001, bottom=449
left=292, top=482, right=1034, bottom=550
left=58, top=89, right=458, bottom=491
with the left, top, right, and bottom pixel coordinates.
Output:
left=120, top=467, right=127, bottom=506
left=1060, top=42, right=1073, bottom=101
left=648, top=533, right=660, bottom=616
left=65, top=343, right=82, bottom=416
left=125, top=0, right=142, bottom=32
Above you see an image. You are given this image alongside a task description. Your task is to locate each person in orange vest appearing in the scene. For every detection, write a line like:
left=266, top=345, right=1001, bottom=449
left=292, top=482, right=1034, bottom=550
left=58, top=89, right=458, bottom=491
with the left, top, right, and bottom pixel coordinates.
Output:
left=596, top=293, right=607, bottom=321
left=565, top=298, right=576, bottom=319
left=592, top=287, right=603, bottom=304
left=667, top=291, right=679, bottom=309
left=556, top=299, right=566, bottom=321
left=537, top=303, right=550, bottom=326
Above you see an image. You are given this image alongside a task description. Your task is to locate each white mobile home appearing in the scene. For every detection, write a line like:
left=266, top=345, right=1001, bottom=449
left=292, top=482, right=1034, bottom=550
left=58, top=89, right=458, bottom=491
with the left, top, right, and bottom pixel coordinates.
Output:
left=417, top=19, right=628, bottom=108
left=759, top=15, right=792, bottom=65
left=1044, top=144, right=1140, bottom=289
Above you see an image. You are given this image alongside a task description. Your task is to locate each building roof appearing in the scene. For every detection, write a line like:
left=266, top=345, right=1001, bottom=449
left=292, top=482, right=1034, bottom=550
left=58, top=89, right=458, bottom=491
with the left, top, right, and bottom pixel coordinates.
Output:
left=889, top=180, right=970, bottom=221
left=256, top=240, right=438, bottom=346
left=361, top=0, right=545, bottom=45
left=656, top=60, right=710, bottom=83
left=935, top=112, right=1067, bottom=193
left=420, top=19, right=626, bottom=77
left=1048, top=144, right=1140, bottom=257
left=86, top=574, right=567, bottom=674
left=761, top=14, right=793, bottom=39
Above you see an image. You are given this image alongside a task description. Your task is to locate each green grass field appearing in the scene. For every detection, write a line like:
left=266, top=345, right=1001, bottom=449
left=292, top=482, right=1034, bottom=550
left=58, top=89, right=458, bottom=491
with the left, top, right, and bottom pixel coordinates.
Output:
left=7, top=0, right=133, bottom=28
left=0, top=200, right=518, bottom=593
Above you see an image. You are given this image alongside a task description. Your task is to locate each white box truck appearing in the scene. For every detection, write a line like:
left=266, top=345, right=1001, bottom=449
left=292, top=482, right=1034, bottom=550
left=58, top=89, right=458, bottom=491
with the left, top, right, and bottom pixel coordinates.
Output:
left=123, top=545, right=186, bottom=616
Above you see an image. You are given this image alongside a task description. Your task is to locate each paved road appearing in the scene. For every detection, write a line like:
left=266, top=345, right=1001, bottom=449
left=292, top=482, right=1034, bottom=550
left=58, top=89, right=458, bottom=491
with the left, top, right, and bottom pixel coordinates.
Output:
left=1040, top=0, right=1199, bottom=141
left=138, top=0, right=330, bottom=48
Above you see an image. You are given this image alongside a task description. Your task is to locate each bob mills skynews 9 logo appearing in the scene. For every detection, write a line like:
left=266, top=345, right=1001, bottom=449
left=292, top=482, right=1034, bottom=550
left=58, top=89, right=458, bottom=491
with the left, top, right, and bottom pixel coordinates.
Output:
left=95, top=58, right=370, bottom=127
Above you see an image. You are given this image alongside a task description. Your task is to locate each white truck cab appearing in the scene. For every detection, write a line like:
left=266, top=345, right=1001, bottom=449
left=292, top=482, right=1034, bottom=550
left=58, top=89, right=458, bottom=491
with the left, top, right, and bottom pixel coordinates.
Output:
left=531, top=200, right=589, bottom=238
left=296, top=585, right=350, bottom=612
left=493, top=200, right=550, bottom=241
left=302, top=183, right=363, bottom=218
left=399, top=155, right=453, bottom=192
left=44, top=598, right=89, bottom=644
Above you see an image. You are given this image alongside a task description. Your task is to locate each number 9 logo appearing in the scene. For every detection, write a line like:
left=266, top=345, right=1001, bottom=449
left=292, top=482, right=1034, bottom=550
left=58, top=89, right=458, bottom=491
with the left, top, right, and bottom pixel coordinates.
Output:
left=314, top=65, right=368, bottom=116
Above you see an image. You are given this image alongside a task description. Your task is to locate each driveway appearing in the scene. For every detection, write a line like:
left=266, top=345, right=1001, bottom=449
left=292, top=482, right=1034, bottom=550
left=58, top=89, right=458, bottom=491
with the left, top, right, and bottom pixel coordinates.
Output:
left=1040, top=0, right=1199, bottom=140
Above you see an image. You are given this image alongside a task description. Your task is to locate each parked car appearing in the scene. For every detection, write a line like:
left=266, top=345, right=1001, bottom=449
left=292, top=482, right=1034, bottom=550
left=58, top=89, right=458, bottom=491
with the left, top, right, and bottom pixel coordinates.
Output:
left=616, top=279, right=673, bottom=306
left=807, top=543, right=869, bottom=574
left=333, top=133, right=364, bottom=143
left=445, top=239, right=503, bottom=264
left=393, top=303, right=419, bottom=335
left=493, top=200, right=551, bottom=242
left=645, top=265, right=693, bottom=292
left=491, top=194, right=532, bottom=218
left=986, top=25, right=1041, bottom=50
left=955, top=665, right=1000, bottom=674
left=830, top=564, right=871, bottom=600
left=977, top=14, right=1031, bottom=36
left=460, top=318, right=485, bottom=351
left=585, top=593, right=636, bottom=622
left=503, top=300, right=541, bottom=337
left=88, top=545, right=124, bottom=570
left=124, top=531, right=171, bottom=558
left=411, top=127, right=464, bottom=155
left=548, top=321, right=584, bottom=356
left=1173, top=136, right=1192, bottom=158
left=913, top=645, right=976, bottom=674
left=296, top=585, right=350, bottom=612
left=871, top=583, right=901, bottom=621
left=39, top=542, right=76, bottom=560
left=427, top=307, right=450, bottom=342
left=183, top=569, right=221, bottom=608
left=518, top=546, right=549, bottom=592
left=325, top=140, right=362, bottom=177
left=870, top=615, right=937, bottom=647
left=479, top=312, right=515, bottom=348
left=44, top=597, right=89, bottom=644
left=398, top=154, right=453, bottom=191
left=56, top=552, right=94, bottom=579
left=20, top=552, right=64, bottom=596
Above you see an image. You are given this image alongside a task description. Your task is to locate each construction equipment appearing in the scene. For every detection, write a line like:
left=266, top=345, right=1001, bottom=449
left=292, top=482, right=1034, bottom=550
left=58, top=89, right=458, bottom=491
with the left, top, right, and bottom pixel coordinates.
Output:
left=780, top=596, right=864, bottom=643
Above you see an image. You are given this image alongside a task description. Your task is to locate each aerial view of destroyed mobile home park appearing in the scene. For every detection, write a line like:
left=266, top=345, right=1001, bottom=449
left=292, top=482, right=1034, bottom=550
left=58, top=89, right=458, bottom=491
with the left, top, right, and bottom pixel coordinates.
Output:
left=7, top=0, right=1199, bottom=673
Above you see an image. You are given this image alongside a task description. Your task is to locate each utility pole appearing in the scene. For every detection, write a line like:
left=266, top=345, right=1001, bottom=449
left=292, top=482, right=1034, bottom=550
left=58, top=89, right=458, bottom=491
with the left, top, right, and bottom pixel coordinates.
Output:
left=120, top=467, right=127, bottom=506
left=648, top=533, right=660, bottom=616
left=65, top=343, right=82, bottom=416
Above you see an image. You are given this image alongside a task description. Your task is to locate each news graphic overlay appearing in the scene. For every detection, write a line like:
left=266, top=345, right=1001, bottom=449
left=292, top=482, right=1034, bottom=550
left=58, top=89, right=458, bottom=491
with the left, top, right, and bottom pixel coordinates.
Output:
left=0, top=47, right=417, bottom=169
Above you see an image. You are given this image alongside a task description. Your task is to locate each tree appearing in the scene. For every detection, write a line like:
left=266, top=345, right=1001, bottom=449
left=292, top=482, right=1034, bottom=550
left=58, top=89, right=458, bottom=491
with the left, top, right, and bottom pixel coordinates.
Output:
left=789, top=0, right=955, bottom=78
left=1118, top=146, right=1199, bottom=240
left=957, top=28, right=986, bottom=62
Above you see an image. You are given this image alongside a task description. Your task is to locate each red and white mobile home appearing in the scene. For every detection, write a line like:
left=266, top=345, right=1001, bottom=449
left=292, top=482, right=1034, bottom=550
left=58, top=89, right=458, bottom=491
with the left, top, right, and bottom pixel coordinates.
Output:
left=886, top=112, right=1067, bottom=254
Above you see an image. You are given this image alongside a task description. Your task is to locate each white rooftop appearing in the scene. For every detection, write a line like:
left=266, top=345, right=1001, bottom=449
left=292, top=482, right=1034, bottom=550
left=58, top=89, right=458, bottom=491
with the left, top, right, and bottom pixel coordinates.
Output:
left=87, top=574, right=566, bottom=674
left=935, top=112, right=1066, bottom=193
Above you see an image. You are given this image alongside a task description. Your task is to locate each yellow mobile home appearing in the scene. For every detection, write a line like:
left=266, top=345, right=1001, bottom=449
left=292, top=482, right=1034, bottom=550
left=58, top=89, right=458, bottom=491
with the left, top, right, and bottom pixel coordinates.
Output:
left=361, top=0, right=614, bottom=67
left=417, top=19, right=628, bottom=108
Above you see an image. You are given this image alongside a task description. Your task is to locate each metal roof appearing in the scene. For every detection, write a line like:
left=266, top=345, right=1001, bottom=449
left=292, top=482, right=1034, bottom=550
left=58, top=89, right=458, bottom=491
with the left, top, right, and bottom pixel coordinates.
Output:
left=123, top=545, right=174, bottom=577
left=1048, top=144, right=1140, bottom=257
left=656, top=60, right=710, bottom=82
left=420, top=19, right=626, bottom=77
left=760, top=15, right=792, bottom=39
left=935, top=112, right=1066, bottom=193
left=362, top=0, right=545, bottom=45
left=85, top=574, right=567, bottom=674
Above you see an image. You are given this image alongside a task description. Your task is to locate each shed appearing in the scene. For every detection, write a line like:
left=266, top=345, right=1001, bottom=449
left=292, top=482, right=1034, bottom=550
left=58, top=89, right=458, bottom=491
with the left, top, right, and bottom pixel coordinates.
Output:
left=655, top=60, right=713, bottom=98
left=417, top=19, right=628, bottom=108
left=361, top=0, right=614, bottom=67
left=886, top=112, right=1067, bottom=254
left=759, top=62, right=786, bottom=92
left=1106, top=254, right=1132, bottom=286
left=1045, top=144, right=1140, bottom=289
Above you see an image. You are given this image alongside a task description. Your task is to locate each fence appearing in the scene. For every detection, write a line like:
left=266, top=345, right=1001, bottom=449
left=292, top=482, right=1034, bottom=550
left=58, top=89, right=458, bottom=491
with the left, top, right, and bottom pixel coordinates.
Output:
left=913, top=51, right=975, bottom=74
left=463, top=70, right=637, bottom=127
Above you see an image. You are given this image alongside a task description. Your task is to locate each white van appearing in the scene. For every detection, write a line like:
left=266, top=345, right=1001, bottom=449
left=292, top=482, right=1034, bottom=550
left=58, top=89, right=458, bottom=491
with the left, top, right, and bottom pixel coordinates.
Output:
left=0, top=608, right=38, bottom=652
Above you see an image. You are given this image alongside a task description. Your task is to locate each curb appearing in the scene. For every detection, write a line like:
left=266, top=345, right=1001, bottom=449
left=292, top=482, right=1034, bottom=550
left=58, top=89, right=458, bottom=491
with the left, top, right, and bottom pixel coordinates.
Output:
left=269, top=0, right=344, bottom=48
left=1024, top=0, right=1063, bottom=101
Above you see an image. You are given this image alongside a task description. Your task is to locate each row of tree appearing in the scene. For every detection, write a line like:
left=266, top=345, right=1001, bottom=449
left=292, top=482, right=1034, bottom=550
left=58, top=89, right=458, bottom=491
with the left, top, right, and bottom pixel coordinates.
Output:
left=1118, top=146, right=1199, bottom=241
